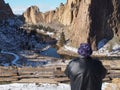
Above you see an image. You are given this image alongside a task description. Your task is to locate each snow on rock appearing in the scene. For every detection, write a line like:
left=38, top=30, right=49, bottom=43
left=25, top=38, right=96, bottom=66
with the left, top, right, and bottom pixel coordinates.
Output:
left=64, top=41, right=120, bottom=56
left=46, top=32, right=54, bottom=36
left=96, top=42, right=120, bottom=56
left=40, top=29, right=44, bottom=33
left=93, top=44, right=110, bottom=56
left=93, top=38, right=110, bottom=56
left=0, top=18, right=44, bottom=51
left=64, top=45, right=77, bottom=53
left=93, top=38, right=120, bottom=56
left=112, top=43, right=120, bottom=51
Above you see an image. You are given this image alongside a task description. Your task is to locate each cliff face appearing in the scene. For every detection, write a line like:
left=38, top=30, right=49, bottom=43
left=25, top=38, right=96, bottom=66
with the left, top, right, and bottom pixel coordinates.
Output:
left=0, top=0, right=14, bottom=20
left=71, top=0, right=120, bottom=50
left=23, top=0, right=120, bottom=50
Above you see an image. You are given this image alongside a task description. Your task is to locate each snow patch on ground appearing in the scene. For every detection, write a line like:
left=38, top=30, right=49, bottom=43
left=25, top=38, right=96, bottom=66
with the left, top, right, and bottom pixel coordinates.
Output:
left=0, top=83, right=117, bottom=90
left=0, top=83, right=70, bottom=90
left=102, top=82, right=119, bottom=90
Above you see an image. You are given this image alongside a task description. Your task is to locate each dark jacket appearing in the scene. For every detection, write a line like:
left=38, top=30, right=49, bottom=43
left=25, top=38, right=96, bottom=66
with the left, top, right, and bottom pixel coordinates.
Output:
left=65, top=57, right=107, bottom=90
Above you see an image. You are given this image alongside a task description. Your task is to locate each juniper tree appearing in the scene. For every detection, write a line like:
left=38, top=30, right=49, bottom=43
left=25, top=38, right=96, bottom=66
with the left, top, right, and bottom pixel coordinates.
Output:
left=59, top=32, right=65, bottom=47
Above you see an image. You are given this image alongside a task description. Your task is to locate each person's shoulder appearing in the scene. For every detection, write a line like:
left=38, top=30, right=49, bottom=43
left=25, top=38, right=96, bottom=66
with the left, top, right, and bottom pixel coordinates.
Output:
left=73, top=57, right=80, bottom=61
left=72, top=57, right=80, bottom=62
left=69, top=57, right=80, bottom=64
left=92, top=57, right=102, bottom=64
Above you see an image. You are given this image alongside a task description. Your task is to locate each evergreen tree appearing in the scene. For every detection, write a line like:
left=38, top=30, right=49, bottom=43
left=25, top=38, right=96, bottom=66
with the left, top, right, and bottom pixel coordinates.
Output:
left=59, top=32, right=65, bottom=46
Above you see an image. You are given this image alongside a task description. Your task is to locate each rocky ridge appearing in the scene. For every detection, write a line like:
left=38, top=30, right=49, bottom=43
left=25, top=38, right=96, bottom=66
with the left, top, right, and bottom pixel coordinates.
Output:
left=23, top=0, right=76, bottom=26
left=0, top=0, right=14, bottom=20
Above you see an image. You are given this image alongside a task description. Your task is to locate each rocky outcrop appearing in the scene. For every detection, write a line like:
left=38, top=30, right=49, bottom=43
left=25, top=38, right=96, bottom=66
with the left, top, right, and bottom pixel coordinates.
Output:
left=0, top=0, right=14, bottom=20
left=23, top=0, right=120, bottom=50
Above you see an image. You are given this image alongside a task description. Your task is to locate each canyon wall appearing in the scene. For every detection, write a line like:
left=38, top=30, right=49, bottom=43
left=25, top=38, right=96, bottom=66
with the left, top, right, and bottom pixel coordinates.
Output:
left=23, top=0, right=120, bottom=50
left=67, top=0, right=120, bottom=50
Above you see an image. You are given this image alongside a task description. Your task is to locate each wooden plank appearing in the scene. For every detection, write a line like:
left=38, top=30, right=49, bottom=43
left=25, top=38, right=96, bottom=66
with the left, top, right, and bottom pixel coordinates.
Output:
left=54, top=77, right=69, bottom=82
left=0, top=71, right=17, bottom=77
left=17, top=74, right=54, bottom=78
left=18, top=67, right=54, bottom=75
left=0, top=64, right=119, bottom=83
left=109, top=70, right=120, bottom=73
left=13, top=78, right=58, bottom=84
left=111, top=68, right=120, bottom=70
left=104, top=65, right=111, bottom=70
left=54, top=71, right=66, bottom=77
left=0, top=67, right=18, bottom=77
left=0, top=77, right=18, bottom=82
left=107, top=73, right=120, bottom=78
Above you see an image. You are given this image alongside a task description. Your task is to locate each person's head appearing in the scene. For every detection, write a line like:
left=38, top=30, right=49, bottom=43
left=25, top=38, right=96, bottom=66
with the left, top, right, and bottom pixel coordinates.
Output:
left=78, top=43, right=92, bottom=57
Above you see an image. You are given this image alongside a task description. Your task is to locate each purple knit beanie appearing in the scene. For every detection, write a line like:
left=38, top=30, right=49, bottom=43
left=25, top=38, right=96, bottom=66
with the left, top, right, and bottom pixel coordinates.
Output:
left=78, top=43, right=92, bottom=57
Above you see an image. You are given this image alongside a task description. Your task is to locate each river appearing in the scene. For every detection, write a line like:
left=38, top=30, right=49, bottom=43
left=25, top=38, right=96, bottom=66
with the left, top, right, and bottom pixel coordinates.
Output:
left=40, top=47, right=60, bottom=58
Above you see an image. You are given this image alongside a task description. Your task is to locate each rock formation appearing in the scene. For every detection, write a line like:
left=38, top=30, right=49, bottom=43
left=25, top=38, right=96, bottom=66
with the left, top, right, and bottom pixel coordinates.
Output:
left=23, top=6, right=43, bottom=24
left=23, top=0, right=120, bottom=50
left=23, top=0, right=78, bottom=25
left=0, top=0, right=14, bottom=20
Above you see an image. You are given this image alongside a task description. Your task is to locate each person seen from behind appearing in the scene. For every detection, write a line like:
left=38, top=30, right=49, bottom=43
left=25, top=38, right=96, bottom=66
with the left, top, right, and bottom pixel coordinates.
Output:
left=65, top=43, right=107, bottom=90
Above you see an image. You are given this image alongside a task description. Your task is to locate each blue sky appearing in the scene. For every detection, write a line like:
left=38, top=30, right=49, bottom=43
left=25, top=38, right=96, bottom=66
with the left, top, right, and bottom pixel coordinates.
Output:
left=4, top=0, right=66, bottom=15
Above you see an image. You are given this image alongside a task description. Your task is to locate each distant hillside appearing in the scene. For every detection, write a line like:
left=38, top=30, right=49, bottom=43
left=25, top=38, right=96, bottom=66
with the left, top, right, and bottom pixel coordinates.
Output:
left=0, top=0, right=14, bottom=20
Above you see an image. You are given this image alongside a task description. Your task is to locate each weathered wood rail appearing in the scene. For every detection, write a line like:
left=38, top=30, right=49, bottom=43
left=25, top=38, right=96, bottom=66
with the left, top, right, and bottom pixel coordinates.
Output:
left=0, top=62, right=120, bottom=83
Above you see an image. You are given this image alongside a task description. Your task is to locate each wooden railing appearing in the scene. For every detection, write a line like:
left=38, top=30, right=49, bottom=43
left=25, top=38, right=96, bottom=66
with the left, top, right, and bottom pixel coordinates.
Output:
left=0, top=64, right=120, bottom=83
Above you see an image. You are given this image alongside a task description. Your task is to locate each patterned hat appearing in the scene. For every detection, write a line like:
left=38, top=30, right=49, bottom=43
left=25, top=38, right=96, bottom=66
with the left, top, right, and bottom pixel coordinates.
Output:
left=78, top=43, right=92, bottom=57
